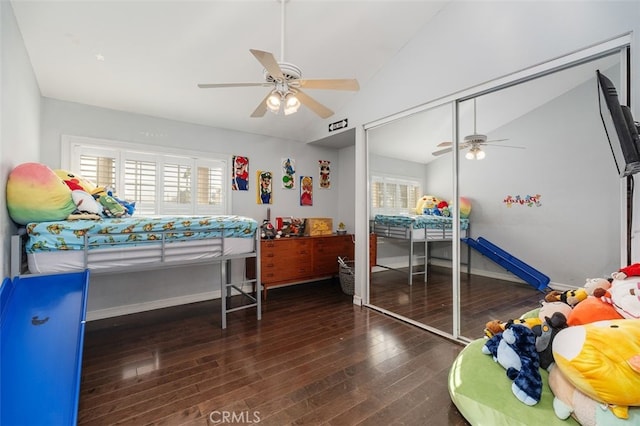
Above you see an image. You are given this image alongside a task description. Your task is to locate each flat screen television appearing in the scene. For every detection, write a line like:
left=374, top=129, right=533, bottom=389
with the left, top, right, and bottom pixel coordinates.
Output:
left=596, top=69, right=640, bottom=177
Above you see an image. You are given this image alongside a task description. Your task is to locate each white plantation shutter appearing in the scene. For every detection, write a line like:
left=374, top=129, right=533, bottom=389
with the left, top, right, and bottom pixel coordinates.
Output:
left=370, top=175, right=421, bottom=217
left=124, top=158, right=158, bottom=215
left=78, top=151, right=117, bottom=189
left=163, top=159, right=193, bottom=214
left=196, top=160, right=226, bottom=214
left=64, top=136, right=229, bottom=215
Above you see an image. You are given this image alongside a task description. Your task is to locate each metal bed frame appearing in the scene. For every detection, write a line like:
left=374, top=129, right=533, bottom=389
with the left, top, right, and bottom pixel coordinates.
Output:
left=371, top=218, right=470, bottom=285
left=11, top=226, right=261, bottom=329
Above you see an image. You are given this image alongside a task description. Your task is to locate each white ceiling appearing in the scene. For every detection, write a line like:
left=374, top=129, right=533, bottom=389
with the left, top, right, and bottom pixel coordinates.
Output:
left=10, top=0, right=449, bottom=144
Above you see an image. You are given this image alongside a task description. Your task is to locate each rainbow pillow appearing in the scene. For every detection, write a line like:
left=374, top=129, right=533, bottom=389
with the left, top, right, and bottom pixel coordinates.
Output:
left=7, top=162, right=76, bottom=225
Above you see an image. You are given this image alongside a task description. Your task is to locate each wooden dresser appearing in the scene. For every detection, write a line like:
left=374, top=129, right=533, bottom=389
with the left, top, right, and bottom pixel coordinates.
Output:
left=248, top=234, right=376, bottom=297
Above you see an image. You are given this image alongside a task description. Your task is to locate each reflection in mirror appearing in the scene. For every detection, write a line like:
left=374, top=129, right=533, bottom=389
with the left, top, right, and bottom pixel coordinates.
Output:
left=366, top=51, right=624, bottom=342
left=457, top=53, right=622, bottom=339
left=368, top=102, right=456, bottom=336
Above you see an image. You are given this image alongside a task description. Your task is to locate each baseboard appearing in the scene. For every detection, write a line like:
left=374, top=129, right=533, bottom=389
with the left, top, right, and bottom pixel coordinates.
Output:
left=375, top=257, right=569, bottom=289
left=86, top=290, right=221, bottom=321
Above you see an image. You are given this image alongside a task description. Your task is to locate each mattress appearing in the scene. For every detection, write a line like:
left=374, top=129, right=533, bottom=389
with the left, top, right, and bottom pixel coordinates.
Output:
left=25, top=215, right=258, bottom=274
left=373, top=214, right=469, bottom=240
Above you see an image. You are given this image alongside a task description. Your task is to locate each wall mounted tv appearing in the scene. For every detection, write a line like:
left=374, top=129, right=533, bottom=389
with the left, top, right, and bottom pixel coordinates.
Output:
left=596, top=69, right=640, bottom=177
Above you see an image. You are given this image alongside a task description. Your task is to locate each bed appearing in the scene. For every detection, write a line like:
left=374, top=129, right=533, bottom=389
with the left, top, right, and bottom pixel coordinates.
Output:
left=372, top=214, right=470, bottom=284
left=11, top=214, right=261, bottom=329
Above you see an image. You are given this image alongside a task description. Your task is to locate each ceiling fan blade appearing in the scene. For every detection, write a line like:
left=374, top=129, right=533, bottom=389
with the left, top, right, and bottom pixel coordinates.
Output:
left=198, top=82, right=269, bottom=89
left=250, top=49, right=285, bottom=82
left=483, top=144, right=526, bottom=149
left=483, top=138, right=510, bottom=144
left=295, top=89, right=334, bottom=118
left=432, top=147, right=453, bottom=156
left=437, top=141, right=453, bottom=147
left=250, top=92, right=272, bottom=118
left=297, top=79, right=360, bottom=91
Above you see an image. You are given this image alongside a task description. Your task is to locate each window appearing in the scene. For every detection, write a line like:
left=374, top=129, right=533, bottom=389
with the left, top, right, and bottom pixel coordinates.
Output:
left=370, top=175, right=421, bottom=216
left=63, top=136, right=229, bottom=215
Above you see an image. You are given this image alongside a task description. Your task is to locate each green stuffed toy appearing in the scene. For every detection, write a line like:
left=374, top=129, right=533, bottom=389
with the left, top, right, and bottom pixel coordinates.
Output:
left=99, top=195, right=126, bottom=217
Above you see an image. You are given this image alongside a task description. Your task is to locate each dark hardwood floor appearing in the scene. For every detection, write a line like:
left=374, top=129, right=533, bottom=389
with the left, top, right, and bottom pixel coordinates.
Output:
left=370, top=265, right=545, bottom=338
left=79, top=267, right=544, bottom=425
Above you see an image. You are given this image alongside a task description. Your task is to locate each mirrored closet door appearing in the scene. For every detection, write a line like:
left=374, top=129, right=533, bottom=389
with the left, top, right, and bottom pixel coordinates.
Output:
left=367, top=102, right=456, bottom=336
left=366, top=46, right=628, bottom=341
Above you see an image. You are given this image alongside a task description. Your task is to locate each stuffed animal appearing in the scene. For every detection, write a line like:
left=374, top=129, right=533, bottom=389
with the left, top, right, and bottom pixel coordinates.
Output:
left=449, top=197, right=472, bottom=218
left=414, top=195, right=440, bottom=215
left=482, top=324, right=543, bottom=405
left=71, top=190, right=103, bottom=215
left=6, top=162, right=77, bottom=225
left=92, top=186, right=135, bottom=216
left=260, top=220, right=276, bottom=239
left=611, top=263, right=640, bottom=280
left=552, top=319, right=640, bottom=419
left=549, top=363, right=640, bottom=425
left=545, top=287, right=588, bottom=307
left=99, top=195, right=126, bottom=217
left=538, top=301, right=573, bottom=322
left=484, top=317, right=542, bottom=338
left=532, top=311, right=568, bottom=370
left=601, top=276, right=640, bottom=319
left=54, top=169, right=97, bottom=193
left=567, top=295, right=624, bottom=326
left=584, top=277, right=612, bottom=295
left=436, top=200, right=450, bottom=216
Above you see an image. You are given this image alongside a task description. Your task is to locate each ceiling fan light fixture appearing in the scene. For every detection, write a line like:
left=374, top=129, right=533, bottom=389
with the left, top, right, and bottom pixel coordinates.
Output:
left=266, top=91, right=282, bottom=113
left=284, top=92, right=300, bottom=115
left=465, top=146, right=486, bottom=160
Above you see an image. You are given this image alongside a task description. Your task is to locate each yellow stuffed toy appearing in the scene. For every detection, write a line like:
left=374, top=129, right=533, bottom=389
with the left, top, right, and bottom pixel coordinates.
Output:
left=414, top=195, right=440, bottom=215
left=545, top=287, right=588, bottom=307
left=552, top=319, right=640, bottom=419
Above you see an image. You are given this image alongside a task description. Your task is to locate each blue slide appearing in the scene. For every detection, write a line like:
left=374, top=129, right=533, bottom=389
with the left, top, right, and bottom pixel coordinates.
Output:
left=462, top=237, right=550, bottom=292
left=1, top=271, right=89, bottom=425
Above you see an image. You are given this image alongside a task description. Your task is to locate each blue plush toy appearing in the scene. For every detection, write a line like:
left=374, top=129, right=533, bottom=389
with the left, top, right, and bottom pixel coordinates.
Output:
left=482, top=324, right=542, bottom=405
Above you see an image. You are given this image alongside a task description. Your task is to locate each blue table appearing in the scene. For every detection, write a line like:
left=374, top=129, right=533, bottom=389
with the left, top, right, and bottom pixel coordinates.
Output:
left=1, top=271, right=89, bottom=425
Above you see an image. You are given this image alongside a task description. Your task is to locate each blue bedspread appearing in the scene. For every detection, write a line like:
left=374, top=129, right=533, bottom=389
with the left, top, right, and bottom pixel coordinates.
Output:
left=25, top=215, right=258, bottom=253
left=374, top=214, right=469, bottom=230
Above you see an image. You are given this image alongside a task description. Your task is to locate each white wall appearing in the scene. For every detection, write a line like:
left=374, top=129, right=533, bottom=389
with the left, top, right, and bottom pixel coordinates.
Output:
left=1, top=0, right=42, bottom=278
left=40, top=98, right=347, bottom=317
left=41, top=98, right=343, bottom=223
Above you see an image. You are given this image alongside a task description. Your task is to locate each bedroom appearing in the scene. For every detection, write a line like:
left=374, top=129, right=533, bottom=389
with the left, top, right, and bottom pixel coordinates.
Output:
left=2, top=1, right=640, bottom=424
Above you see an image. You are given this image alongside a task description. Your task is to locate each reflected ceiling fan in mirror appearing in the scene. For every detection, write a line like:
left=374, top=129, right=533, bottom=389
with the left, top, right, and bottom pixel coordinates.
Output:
left=197, top=0, right=359, bottom=119
left=431, top=99, right=523, bottom=159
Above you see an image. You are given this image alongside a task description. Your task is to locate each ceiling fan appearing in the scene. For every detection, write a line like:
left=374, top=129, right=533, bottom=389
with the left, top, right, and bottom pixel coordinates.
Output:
left=431, top=99, right=523, bottom=159
left=197, top=0, right=359, bottom=119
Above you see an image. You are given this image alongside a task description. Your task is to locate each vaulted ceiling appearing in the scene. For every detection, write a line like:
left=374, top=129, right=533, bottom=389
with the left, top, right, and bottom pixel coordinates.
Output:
left=10, top=0, right=449, bottom=143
